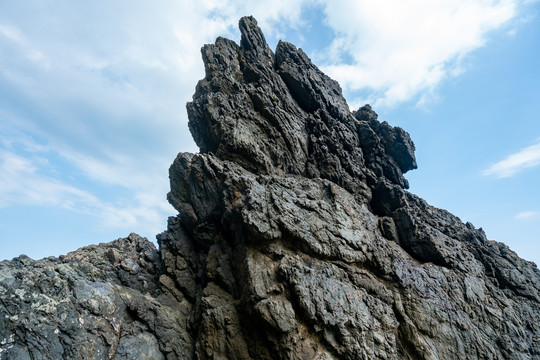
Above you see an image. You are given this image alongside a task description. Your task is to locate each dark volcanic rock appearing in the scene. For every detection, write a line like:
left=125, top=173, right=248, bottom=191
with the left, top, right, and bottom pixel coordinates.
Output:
left=0, top=234, right=193, bottom=359
left=2, top=16, right=539, bottom=360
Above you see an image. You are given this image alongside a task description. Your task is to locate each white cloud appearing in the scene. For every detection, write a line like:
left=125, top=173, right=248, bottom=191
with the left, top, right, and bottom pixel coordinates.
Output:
left=1, top=0, right=537, bottom=258
left=515, top=211, right=540, bottom=220
left=317, top=0, right=520, bottom=108
left=0, top=0, right=310, bottom=154
left=483, top=139, right=540, bottom=178
left=0, top=1, right=311, bottom=246
left=0, top=24, right=24, bottom=44
left=0, top=146, right=171, bottom=236
left=0, top=148, right=95, bottom=209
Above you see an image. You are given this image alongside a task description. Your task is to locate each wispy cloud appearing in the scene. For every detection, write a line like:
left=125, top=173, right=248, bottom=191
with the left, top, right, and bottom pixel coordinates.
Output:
left=0, top=148, right=95, bottom=209
left=0, top=140, right=173, bottom=236
left=1, top=1, right=538, bottom=259
left=316, top=0, right=522, bottom=108
left=515, top=211, right=540, bottom=220
left=483, top=139, right=540, bottom=178
left=0, top=1, right=310, bottom=245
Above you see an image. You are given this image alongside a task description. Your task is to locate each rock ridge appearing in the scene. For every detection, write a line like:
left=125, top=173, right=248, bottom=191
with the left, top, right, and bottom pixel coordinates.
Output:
left=1, top=16, right=539, bottom=360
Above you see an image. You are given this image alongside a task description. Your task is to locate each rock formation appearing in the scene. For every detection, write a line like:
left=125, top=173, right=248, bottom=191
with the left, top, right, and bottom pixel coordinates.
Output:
left=1, top=16, right=539, bottom=359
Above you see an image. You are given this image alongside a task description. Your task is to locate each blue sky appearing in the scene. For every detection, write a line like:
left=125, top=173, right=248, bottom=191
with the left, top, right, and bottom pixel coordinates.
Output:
left=1, top=0, right=539, bottom=266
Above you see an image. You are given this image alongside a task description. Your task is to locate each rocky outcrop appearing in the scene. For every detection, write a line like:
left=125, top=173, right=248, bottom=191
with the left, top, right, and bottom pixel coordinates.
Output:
left=0, top=234, right=193, bottom=359
left=1, top=16, right=539, bottom=359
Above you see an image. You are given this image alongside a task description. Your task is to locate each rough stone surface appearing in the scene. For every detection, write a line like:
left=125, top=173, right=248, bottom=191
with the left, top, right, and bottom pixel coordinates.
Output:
left=0, top=234, right=193, bottom=359
left=1, top=16, right=539, bottom=359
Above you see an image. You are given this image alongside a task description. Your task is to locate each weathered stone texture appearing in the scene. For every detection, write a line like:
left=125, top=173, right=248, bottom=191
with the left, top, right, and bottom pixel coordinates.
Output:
left=0, top=234, right=193, bottom=359
left=1, top=16, right=539, bottom=360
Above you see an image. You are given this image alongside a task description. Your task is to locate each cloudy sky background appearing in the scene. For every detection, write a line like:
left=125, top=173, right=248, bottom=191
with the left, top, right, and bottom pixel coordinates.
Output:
left=1, top=0, right=539, bottom=265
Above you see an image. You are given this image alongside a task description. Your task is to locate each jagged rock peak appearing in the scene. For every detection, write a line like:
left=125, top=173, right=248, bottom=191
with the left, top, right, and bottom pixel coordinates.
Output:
left=1, top=16, right=539, bottom=360
left=187, top=16, right=416, bottom=194
left=173, top=17, right=540, bottom=359
left=239, top=16, right=274, bottom=64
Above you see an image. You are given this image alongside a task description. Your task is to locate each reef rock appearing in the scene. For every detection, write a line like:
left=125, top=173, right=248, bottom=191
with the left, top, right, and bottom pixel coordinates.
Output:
left=1, top=16, right=539, bottom=360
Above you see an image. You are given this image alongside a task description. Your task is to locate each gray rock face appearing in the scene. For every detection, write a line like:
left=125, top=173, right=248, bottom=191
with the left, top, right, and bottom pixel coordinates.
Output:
left=1, top=16, right=539, bottom=359
left=0, top=234, right=192, bottom=359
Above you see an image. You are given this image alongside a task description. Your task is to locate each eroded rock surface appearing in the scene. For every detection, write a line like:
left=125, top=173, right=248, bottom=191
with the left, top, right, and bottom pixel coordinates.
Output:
left=0, top=234, right=192, bottom=359
left=1, top=16, right=539, bottom=360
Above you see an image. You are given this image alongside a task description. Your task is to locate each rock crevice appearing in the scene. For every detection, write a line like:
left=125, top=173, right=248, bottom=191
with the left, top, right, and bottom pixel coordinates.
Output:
left=1, top=16, right=539, bottom=360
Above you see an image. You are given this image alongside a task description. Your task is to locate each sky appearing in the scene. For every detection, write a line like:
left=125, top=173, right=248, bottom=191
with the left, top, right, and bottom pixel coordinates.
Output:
left=1, top=0, right=539, bottom=266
